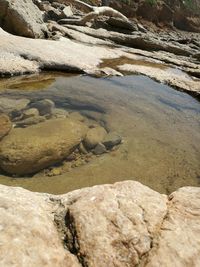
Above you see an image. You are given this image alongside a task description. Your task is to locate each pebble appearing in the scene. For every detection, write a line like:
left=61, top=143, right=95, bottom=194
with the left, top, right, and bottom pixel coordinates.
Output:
left=93, top=143, right=107, bottom=155
left=102, top=132, right=122, bottom=149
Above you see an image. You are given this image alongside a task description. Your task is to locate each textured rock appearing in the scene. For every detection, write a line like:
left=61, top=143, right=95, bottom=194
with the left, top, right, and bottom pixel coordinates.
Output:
left=84, top=126, right=107, bottom=149
left=0, top=185, right=80, bottom=267
left=0, top=27, right=125, bottom=76
left=0, top=97, right=30, bottom=114
left=0, top=114, right=12, bottom=140
left=62, top=6, right=73, bottom=18
left=0, top=118, right=88, bottom=175
left=93, top=142, right=107, bottom=155
left=52, top=108, right=69, bottom=118
left=103, top=131, right=122, bottom=149
left=145, top=186, right=200, bottom=267
left=0, top=181, right=200, bottom=267
left=29, top=99, right=55, bottom=116
left=15, top=115, right=46, bottom=127
left=0, top=0, right=47, bottom=38
left=23, top=108, right=39, bottom=119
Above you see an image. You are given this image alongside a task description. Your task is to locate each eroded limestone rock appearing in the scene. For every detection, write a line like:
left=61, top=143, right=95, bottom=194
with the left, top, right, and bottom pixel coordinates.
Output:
left=0, top=181, right=199, bottom=267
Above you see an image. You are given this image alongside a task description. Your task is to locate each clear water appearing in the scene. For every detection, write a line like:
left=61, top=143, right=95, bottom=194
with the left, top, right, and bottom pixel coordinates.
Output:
left=0, top=74, right=200, bottom=194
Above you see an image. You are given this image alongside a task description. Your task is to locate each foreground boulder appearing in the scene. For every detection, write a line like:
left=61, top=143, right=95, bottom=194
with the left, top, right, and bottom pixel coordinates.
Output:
left=0, top=0, right=47, bottom=38
left=0, top=181, right=200, bottom=266
left=0, top=118, right=87, bottom=175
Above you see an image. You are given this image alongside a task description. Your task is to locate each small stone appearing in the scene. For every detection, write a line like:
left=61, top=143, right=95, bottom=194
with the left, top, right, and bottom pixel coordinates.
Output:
left=79, top=142, right=88, bottom=154
left=103, top=132, right=122, bottom=150
left=61, top=6, right=73, bottom=18
left=93, top=143, right=107, bottom=155
left=48, top=167, right=62, bottom=176
left=62, top=161, right=72, bottom=171
left=52, top=108, right=69, bottom=118
left=29, top=99, right=55, bottom=116
left=84, top=126, right=107, bottom=149
left=23, top=108, right=39, bottom=119
left=0, top=114, right=12, bottom=140
left=10, top=110, right=23, bottom=121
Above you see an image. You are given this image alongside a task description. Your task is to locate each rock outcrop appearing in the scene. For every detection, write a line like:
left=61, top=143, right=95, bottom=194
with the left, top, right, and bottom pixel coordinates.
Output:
left=0, top=0, right=47, bottom=38
left=110, top=0, right=200, bottom=33
left=0, top=26, right=199, bottom=97
left=0, top=118, right=88, bottom=175
left=0, top=181, right=200, bottom=266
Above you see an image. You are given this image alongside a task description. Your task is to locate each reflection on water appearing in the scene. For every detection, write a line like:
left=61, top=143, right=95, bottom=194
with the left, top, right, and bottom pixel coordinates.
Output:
left=0, top=74, right=200, bottom=194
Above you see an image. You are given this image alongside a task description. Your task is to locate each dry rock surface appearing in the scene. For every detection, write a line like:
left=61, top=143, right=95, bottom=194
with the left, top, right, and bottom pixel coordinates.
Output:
left=0, top=0, right=199, bottom=97
left=0, top=181, right=200, bottom=267
left=0, top=0, right=47, bottom=38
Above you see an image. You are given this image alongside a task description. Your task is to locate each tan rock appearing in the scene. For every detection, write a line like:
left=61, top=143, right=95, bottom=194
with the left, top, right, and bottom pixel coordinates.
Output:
left=23, top=108, right=39, bottom=119
left=1, top=181, right=199, bottom=267
left=0, top=97, right=30, bottom=114
left=0, top=0, right=47, bottom=38
left=0, top=114, right=12, bottom=139
left=84, top=126, right=107, bottom=149
left=0, top=185, right=81, bottom=267
left=0, top=118, right=87, bottom=175
left=145, top=186, right=200, bottom=267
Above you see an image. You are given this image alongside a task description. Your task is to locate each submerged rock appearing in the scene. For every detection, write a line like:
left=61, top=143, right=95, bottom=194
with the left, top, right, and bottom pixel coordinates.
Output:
left=84, top=126, right=107, bottom=149
left=15, top=115, right=46, bottom=127
left=52, top=108, right=69, bottom=118
left=0, top=114, right=12, bottom=140
left=79, top=142, right=88, bottom=154
left=0, top=181, right=200, bottom=267
left=0, top=118, right=88, bottom=175
left=103, top=131, right=122, bottom=149
left=23, top=108, right=39, bottom=119
left=93, top=142, right=107, bottom=155
left=29, top=99, right=55, bottom=116
left=0, top=97, right=30, bottom=114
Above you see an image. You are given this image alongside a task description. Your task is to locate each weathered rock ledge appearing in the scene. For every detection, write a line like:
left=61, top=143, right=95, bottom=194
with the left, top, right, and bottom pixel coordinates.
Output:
left=0, top=0, right=199, bottom=98
left=0, top=181, right=200, bottom=267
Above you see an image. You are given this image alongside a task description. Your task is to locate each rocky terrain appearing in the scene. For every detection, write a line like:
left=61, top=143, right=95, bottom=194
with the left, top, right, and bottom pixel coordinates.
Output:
left=0, top=1, right=200, bottom=266
left=0, top=0, right=199, bottom=98
left=0, top=180, right=200, bottom=267
left=0, top=96, right=122, bottom=177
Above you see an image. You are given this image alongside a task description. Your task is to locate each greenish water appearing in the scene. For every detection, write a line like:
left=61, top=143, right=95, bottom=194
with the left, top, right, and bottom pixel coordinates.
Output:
left=0, top=74, right=200, bottom=194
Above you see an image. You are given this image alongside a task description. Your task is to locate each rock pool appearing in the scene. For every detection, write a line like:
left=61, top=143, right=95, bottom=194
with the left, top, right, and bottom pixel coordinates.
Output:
left=0, top=74, right=200, bottom=194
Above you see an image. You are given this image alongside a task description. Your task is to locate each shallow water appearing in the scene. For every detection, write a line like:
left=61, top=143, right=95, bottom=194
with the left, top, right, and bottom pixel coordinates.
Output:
left=0, top=74, right=200, bottom=194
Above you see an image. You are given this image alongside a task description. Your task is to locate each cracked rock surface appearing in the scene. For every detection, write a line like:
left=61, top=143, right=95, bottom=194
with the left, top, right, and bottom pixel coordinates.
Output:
left=0, top=0, right=47, bottom=38
left=0, top=181, right=200, bottom=267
